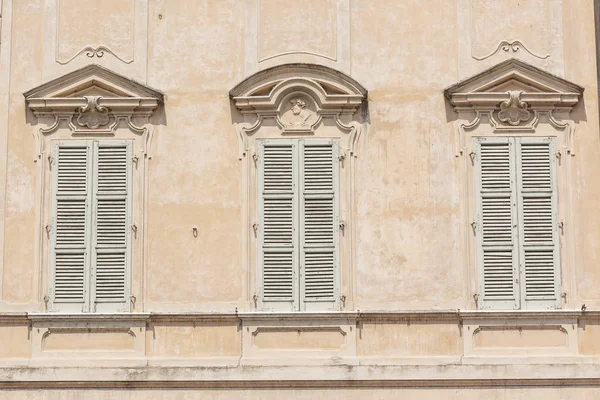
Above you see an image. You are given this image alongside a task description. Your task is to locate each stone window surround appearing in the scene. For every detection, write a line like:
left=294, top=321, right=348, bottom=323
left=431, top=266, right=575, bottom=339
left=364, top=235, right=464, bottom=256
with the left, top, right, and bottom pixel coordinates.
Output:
left=444, top=58, right=584, bottom=310
left=23, top=64, right=163, bottom=313
left=230, top=63, right=368, bottom=312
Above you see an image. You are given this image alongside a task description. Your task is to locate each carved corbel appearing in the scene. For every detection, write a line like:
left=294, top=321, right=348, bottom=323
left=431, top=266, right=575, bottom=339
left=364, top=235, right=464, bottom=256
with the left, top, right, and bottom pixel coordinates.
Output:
left=549, top=111, right=576, bottom=156
left=336, top=119, right=364, bottom=157
left=234, top=116, right=263, bottom=160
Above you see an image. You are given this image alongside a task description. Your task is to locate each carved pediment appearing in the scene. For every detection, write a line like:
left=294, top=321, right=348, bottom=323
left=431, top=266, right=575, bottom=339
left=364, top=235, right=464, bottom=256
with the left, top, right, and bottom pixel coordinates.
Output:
left=444, top=59, right=583, bottom=110
left=230, top=64, right=367, bottom=134
left=25, top=65, right=164, bottom=135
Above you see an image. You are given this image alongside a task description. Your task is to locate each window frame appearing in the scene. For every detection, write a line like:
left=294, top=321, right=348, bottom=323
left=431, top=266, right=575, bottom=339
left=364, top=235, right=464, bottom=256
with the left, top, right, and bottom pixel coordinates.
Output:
left=256, top=138, right=341, bottom=312
left=48, top=139, right=134, bottom=313
left=470, top=134, right=564, bottom=311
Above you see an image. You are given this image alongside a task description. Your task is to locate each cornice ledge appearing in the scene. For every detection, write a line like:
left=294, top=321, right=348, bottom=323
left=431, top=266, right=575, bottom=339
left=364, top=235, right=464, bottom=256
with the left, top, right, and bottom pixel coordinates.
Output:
left=26, top=97, right=161, bottom=115
left=458, top=309, right=592, bottom=320
left=447, top=92, right=581, bottom=110
left=26, top=312, right=151, bottom=322
left=2, top=309, right=596, bottom=324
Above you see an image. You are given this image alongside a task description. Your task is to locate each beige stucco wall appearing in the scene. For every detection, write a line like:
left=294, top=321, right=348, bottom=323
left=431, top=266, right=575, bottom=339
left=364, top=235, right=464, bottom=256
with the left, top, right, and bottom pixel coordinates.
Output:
left=0, top=0, right=599, bottom=395
left=5, top=387, right=600, bottom=400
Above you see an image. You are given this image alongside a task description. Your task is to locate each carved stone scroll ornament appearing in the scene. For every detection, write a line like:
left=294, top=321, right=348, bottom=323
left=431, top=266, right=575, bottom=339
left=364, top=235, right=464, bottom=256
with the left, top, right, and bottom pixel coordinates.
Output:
left=56, top=46, right=134, bottom=65
left=472, top=40, right=550, bottom=61
left=76, top=96, right=110, bottom=129
left=497, top=90, right=531, bottom=126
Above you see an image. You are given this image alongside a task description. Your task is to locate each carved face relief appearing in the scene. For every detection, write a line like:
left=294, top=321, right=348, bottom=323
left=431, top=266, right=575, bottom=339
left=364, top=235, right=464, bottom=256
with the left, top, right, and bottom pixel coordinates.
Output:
left=76, top=96, right=110, bottom=129
left=280, top=96, right=317, bottom=130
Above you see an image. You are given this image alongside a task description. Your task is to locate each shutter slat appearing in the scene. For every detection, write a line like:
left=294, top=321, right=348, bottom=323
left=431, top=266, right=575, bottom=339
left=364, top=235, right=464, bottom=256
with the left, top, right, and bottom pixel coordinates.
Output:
left=304, top=250, right=335, bottom=299
left=54, top=252, right=86, bottom=302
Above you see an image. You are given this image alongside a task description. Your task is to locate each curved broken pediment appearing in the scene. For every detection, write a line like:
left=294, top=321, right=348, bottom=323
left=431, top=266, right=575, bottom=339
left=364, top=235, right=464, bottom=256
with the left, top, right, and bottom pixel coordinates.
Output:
left=230, top=63, right=367, bottom=136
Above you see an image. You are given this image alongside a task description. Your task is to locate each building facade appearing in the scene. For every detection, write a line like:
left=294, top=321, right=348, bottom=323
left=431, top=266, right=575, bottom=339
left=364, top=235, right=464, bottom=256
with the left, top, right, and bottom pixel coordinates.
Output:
left=1, top=0, right=600, bottom=398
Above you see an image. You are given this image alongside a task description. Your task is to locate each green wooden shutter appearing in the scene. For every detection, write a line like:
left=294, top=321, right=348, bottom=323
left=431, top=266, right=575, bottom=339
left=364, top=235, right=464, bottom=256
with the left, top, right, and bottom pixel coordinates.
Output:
left=91, top=141, right=132, bottom=312
left=258, top=140, right=298, bottom=311
left=516, top=137, right=560, bottom=309
left=299, top=139, right=340, bottom=311
left=475, top=138, right=519, bottom=309
left=50, top=141, right=93, bottom=312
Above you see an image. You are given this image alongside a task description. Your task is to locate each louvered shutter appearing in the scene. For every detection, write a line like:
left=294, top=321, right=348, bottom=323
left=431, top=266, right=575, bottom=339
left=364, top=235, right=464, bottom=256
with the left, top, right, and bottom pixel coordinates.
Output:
left=299, top=139, right=339, bottom=311
left=258, top=140, right=298, bottom=311
left=91, top=141, right=132, bottom=312
left=475, top=138, right=519, bottom=309
left=50, top=141, right=93, bottom=312
left=516, top=137, right=560, bottom=309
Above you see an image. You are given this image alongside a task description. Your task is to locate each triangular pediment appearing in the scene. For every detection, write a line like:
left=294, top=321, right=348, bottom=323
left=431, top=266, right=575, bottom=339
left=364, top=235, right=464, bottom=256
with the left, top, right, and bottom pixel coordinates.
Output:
left=445, top=59, right=583, bottom=96
left=24, top=64, right=163, bottom=100
left=444, top=59, right=583, bottom=110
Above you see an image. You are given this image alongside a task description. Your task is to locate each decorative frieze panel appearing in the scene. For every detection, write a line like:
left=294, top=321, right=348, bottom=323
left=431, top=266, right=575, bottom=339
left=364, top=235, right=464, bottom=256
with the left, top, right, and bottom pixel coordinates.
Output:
left=457, top=0, right=565, bottom=78
left=243, top=0, right=351, bottom=75
left=42, top=0, right=149, bottom=82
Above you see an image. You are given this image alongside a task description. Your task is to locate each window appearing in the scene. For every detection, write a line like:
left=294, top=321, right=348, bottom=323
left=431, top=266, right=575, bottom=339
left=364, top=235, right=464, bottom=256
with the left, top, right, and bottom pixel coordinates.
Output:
left=474, top=137, right=560, bottom=310
left=257, top=139, right=340, bottom=311
left=49, top=140, right=132, bottom=313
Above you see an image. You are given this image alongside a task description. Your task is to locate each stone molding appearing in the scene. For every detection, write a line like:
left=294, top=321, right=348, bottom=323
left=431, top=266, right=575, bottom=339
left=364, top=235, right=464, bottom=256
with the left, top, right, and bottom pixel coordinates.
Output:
left=5, top=364, right=600, bottom=388
left=2, top=309, right=598, bottom=323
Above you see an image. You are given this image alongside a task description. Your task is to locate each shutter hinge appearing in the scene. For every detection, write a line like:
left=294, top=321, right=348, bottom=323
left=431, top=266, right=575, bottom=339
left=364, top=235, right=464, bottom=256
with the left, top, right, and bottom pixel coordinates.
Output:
left=132, top=155, right=139, bottom=167
left=339, top=221, right=346, bottom=234
left=252, top=153, right=259, bottom=166
left=43, top=294, right=50, bottom=311
left=131, top=224, right=137, bottom=238
left=559, top=220, right=564, bottom=235
left=45, top=224, right=52, bottom=238
left=473, top=293, right=479, bottom=307
left=470, top=221, right=477, bottom=233
left=253, top=293, right=258, bottom=308
left=469, top=151, right=476, bottom=165
left=48, top=155, right=53, bottom=169
left=338, top=152, right=346, bottom=167
left=252, top=222, right=259, bottom=236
